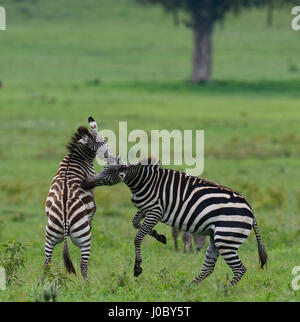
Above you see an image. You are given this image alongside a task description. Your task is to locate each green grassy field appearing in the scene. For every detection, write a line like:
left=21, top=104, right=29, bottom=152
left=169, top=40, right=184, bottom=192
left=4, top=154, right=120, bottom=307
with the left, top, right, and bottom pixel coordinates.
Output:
left=1, top=0, right=300, bottom=302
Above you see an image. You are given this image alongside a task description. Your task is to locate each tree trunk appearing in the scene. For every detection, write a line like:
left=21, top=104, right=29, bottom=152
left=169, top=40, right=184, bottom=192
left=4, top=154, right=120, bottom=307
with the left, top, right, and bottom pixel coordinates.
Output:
left=190, top=4, right=214, bottom=83
left=266, top=2, right=274, bottom=28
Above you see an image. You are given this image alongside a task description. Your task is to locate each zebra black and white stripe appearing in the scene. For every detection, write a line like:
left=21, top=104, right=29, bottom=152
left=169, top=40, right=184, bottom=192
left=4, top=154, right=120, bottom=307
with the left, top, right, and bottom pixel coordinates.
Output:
left=43, top=117, right=115, bottom=281
left=82, top=158, right=268, bottom=285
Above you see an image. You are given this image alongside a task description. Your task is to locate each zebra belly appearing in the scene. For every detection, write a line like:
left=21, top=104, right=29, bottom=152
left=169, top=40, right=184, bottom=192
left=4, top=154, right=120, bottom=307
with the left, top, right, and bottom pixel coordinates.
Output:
left=162, top=213, right=214, bottom=236
left=162, top=205, right=254, bottom=237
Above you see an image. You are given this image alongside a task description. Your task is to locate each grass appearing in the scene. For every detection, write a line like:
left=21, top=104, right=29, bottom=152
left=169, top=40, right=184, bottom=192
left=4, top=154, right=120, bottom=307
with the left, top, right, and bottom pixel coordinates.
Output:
left=0, top=0, right=300, bottom=302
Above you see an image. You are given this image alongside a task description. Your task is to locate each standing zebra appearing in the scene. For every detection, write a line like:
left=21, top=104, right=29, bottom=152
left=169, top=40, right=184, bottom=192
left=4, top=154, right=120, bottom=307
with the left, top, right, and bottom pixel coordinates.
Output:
left=43, top=117, right=117, bottom=281
left=82, top=158, right=268, bottom=286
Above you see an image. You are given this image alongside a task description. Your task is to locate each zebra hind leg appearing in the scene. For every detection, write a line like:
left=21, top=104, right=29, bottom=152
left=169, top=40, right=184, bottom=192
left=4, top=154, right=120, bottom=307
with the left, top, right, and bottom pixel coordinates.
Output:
left=39, top=246, right=53, bottom=285
left=40, top=229, right=63, bottom=285
left=77, top=232, right=91, bottom=282
left=214, top=226, right=250, bottom=285
left=70, top=222, right=91, bottom=282
left=79, top=245, right=90, bottom=282
left=44, top=221, right=64, bottom=267
left=194, top=235, right=206, bottom=252
left=172, top=227, right=180, bottom=252
left=218, top=249, right=247, bottom=286
left=191, top=236, right=219, bottom=285
left=79, top=237, right=91, bottom=282
left=182, top=232, right=193, bottom=253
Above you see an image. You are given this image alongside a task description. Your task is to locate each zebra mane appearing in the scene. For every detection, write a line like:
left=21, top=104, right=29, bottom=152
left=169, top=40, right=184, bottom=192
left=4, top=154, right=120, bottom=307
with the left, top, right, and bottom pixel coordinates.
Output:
left=66, top=126, right=92, bottom=153
left=137, top=157, right=160, bottom=167
left=197, top=177, right=244, bottom=198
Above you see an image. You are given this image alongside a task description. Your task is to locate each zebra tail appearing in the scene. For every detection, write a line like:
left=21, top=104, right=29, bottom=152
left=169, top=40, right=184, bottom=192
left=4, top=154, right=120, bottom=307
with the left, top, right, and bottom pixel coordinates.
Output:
left=63, top=236, right=76, bottom=275
left=253, top=217, right=268, bottom=269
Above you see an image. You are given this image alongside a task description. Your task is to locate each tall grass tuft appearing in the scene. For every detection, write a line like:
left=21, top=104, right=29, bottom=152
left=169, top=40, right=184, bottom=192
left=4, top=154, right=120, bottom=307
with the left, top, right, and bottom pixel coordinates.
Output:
left=0, top=240, right=26, bottom=286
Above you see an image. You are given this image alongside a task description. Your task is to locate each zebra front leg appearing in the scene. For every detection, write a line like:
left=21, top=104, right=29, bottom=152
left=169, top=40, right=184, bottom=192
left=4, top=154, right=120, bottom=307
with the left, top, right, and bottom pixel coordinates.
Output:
left=132, top=211, right=144, bottom=229
left=132, top=211, right=166, bottom=245
left=133, top=213, right=161, bottom=277
left=149, top=229, right=166, bottom=244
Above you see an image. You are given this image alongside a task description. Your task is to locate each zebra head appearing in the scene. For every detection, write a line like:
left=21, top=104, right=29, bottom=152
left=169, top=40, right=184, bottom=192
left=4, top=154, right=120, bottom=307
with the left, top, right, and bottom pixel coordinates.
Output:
left=71, top=117, right=106, bottom=156
left=67, top=126, right=100, bottom=158
left=81, top=161, right=127, bottom=189
left=81, top=157, right=159, bottom=189
left=87, top=116, right=121, bottom=165
left=71, top=116, right=119, bottom=165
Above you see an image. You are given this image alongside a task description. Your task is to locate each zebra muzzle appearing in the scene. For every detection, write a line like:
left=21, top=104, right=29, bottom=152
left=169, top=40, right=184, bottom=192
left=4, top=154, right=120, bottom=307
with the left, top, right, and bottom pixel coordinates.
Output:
left=81, top=178, right=96, bottom=190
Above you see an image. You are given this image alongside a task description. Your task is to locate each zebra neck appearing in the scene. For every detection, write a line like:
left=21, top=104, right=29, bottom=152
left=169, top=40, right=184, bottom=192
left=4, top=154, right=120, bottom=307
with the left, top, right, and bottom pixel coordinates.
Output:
left=125, top=166, right=159, bottom=193
left=62, top=152, right=95, bottom=178
left=70, top=147, right=95, bottom=164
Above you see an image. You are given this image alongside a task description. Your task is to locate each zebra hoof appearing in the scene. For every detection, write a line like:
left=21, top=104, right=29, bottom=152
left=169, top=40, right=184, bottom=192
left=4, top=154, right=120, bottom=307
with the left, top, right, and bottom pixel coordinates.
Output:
left=158, top=234, right=167, bottom=245
left=134, top=266, right=143, bottom=277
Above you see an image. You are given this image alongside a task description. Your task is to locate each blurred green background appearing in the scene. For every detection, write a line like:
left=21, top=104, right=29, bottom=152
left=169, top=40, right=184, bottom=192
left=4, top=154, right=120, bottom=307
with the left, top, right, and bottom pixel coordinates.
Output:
left=0, top=0, right=300, bottom=301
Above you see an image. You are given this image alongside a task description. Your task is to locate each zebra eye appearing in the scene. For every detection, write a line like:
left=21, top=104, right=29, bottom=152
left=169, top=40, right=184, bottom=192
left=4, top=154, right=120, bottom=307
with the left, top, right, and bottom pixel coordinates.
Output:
left=119, top=172, right=126, bottom=181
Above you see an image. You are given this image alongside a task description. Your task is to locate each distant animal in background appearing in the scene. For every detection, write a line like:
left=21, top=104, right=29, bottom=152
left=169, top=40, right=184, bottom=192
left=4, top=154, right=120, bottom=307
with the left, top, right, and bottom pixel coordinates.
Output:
left=171, top=227, right=206, bottom=253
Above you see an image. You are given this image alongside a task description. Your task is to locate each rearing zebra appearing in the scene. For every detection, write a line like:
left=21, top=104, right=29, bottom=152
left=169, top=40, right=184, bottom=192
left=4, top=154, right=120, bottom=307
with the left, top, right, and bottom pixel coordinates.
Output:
left=43, top=117, right=117, bottom=281
left=82, top=158, right=268, bottom=286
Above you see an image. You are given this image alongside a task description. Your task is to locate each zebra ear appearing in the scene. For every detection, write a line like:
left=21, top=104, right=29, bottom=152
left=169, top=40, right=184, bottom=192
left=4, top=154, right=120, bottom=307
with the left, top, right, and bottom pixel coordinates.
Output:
left=88, top=116, right=98, bottom=139
left=88, top=116, right=107, bottom=144
left=116, top=155, right=124, bottom=165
